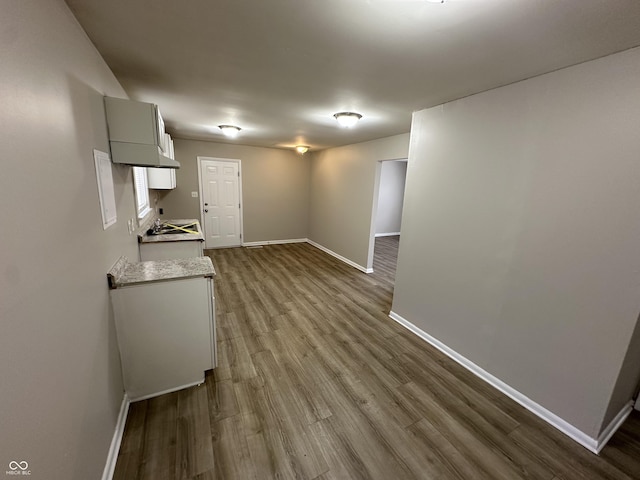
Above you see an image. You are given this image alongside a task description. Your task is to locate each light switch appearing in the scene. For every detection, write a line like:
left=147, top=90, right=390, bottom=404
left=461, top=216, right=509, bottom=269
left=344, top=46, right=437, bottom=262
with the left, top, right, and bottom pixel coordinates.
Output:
left=191, top=191, right=198, bottom=198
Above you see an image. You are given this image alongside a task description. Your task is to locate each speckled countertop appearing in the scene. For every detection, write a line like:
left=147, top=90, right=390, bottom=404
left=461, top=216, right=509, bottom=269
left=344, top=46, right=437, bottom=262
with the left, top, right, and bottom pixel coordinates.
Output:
left=138, top=218, right=204, bottom=243
left=107, top=255, right=215, bottom=289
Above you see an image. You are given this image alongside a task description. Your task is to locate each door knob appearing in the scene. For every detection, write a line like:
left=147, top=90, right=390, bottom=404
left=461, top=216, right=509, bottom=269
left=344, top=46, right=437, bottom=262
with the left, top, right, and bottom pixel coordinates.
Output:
left=204, top=209, right=208, bottom=213
left=204, top=202, right=208, bottom=206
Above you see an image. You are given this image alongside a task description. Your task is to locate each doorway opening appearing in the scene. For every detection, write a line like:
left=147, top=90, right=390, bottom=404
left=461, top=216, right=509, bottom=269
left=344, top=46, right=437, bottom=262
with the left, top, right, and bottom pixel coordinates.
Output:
left=197, top=156, right=244, bottom=249
left=367, top=159, right=408, bottom=282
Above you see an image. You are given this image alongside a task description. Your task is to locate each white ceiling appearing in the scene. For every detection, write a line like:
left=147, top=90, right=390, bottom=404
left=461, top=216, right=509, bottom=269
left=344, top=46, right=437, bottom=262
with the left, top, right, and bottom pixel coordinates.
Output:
left=65, top=0, right=640, bottom=151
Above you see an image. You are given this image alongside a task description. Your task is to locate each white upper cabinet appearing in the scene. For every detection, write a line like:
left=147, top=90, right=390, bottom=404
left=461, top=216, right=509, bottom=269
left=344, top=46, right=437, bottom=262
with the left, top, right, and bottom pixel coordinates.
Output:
left=147, top=133, right=177, bottom=189
left=105, top=96, right=164, bottom=146
left=104, top=96, right=180, bottom=169
left=164, top=133, right=174, bottom=159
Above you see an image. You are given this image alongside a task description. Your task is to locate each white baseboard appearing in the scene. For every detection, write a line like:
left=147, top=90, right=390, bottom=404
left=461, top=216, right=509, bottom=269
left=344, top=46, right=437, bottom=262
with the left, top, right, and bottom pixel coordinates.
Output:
left=388, top=311, right=630, bottom=454
left=306, top=239, right=373, bottom=273
left=129, top=379, right=205, bottom=402
left=101, top=393, right=130, bottom=480
left=242, top=238, right=307, bottom=247
left=239, top=237, right=374, bottom=274
left=595, top=401, right=634, bottom=454
left=375, top=232, right=400, bottom=237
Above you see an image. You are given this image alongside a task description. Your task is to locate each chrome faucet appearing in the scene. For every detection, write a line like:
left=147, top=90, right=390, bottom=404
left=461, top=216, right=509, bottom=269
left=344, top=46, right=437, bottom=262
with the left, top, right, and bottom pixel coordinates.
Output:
left=152, top=218, right=162, bottom=233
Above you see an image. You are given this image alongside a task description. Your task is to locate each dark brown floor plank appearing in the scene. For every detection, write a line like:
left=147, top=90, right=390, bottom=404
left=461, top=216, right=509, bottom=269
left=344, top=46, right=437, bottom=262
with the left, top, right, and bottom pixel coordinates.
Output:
left=176, top=386, right=214, bottom=479
left=138, top=392, right=179, bottom=480
left=210, top=414, right=256, bottom=479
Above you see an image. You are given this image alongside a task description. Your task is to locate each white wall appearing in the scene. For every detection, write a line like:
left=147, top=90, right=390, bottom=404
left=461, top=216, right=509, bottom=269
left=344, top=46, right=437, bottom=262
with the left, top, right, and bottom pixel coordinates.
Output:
left=0, top=1, right=138, bottom=477
left=309, top=134, right=410, bottom=270
left=392, top=46, right=640, bottom=440
left=160, top=139, right=311, bottom=243
left=375, top=160, right=407, bottom=235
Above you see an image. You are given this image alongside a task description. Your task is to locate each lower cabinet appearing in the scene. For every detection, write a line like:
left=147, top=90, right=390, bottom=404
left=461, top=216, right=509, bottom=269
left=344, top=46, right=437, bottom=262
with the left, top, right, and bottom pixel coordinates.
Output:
left=111, top=276, right=216, bottom=401
left=139, top=239, right=204, bottom=261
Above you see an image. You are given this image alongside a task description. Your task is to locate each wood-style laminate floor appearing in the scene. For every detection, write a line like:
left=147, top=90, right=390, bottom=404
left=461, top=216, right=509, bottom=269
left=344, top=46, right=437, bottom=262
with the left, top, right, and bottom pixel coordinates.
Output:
left=114, top=237, right=640, bottom=479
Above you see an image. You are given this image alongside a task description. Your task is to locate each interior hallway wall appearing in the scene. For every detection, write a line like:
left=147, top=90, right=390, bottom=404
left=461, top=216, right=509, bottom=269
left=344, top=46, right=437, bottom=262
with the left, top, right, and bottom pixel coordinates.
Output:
left=392, top=46, right=640, bottom=440
left=375, top=160, right=407, bottom=236
left=308, top=134, right=409, bottom=270
left=0, top=1, right=140, bottom=478
left=160, top=139, right=311, bottom=243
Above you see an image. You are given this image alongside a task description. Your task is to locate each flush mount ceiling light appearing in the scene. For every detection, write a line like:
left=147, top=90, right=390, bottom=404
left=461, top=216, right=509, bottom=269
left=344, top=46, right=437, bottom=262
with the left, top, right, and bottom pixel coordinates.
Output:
left=333, top=112, right=362, bottom=128
left=295, top=145, right=309, bottom=155
left=218, top=125, right=241, bottom=138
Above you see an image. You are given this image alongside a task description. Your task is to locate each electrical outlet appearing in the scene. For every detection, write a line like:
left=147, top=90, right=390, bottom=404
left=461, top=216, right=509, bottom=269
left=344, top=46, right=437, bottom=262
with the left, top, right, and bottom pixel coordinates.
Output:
left=191, top=191, right=198, bottom=198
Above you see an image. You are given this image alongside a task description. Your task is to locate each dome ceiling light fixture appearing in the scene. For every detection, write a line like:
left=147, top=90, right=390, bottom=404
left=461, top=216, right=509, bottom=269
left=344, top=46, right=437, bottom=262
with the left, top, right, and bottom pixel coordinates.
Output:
left=295, top=145, right=309, bottom=155
left=218, top=125, right=241, bottom=138
left=333, top=112, right=363, bottom=128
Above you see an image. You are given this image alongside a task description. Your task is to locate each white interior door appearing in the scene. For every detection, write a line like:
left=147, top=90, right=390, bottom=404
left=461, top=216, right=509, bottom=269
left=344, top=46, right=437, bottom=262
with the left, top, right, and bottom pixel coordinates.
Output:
left=198, top=158, right=242, bottom=248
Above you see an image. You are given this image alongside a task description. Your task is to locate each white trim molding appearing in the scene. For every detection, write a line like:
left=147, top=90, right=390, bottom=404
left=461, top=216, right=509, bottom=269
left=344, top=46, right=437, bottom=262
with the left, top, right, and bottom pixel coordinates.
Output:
left=375, top=232, right=401, bottom=237
left=306, top=239, right=373, bottom=273
left=388, top=311, right=631, bottom=454
left=101, top=394, right=130, bottom=480
left=129, top=380, right=204, bottom=403
left=242, top=238, right=307, bottom=247
left=595, top=401, right=634, bottom=454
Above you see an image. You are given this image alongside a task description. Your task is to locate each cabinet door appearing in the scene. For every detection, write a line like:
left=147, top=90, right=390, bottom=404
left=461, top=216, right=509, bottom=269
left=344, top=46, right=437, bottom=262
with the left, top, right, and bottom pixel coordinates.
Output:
left=104, top=96, right=161, bottom=146
left=209, top=278, right=217, bottom=368
left=147, top=133, right=176, bottom=188
left=164, top=133, right=174, bottom=159
left=147, top=167, right=176, bottom=189
left=112, top=278, right=212, bottom=400
left=139, top=239, right=202, bottom=261
left=157, top=108, right=166, bottom=152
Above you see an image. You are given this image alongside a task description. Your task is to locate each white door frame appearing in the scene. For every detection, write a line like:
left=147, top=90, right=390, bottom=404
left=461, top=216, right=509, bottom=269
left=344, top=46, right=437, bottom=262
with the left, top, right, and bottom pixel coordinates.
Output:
left=366, top=158, right=408, bottom=272
left=196, top=156, right=244, bottom=248
left=366, top=161, right=383, bottom=272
